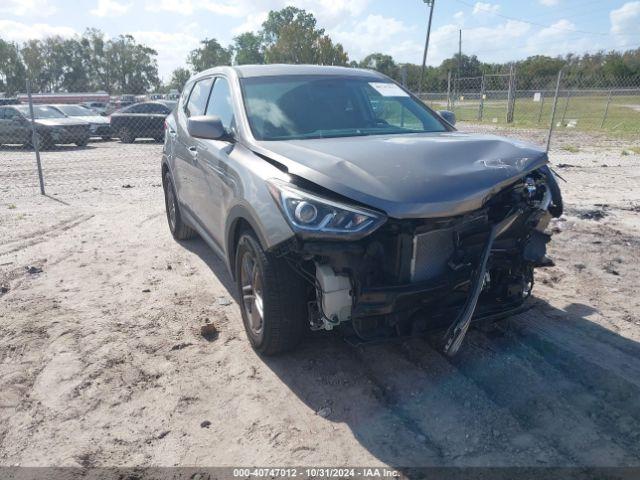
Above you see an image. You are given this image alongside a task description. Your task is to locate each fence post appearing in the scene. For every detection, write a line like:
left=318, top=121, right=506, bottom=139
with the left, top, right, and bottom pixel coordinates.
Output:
left=546, top=69, right=563, bottom=153
left=477, top=73, right=486, bottom=121
left=446, top=70, right=452, bottom=110
left=26, top=77, right=45, bottom=195
left=600, top=89, right=612, bottom=129
left=506, top=65, right=515, bottom=123
left=560, top=88, right=572, bottom=124
left=537, top=91, right=545, bottom=124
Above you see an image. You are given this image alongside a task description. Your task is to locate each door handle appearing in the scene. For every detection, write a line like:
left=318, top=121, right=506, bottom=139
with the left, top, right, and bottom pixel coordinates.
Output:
left=188, top=146, right=198, bottom=160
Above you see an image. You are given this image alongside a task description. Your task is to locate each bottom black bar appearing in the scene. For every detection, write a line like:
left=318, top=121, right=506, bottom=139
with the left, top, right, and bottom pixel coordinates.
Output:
left=0, top=467, right=640, bottom=480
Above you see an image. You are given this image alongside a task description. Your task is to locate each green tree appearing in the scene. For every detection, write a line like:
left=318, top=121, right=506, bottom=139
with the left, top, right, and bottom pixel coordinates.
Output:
left=105, top=34, right=160, bottom=94
left=232, top=32, right=264, bottom=65
left=440, top=53, right=484, bottom=79
left=168, top=67, right=191, bottom=91
left=316, top=35, right=348, bottom=66
left=359, top=53, right=398, bottom=78
left=0, top=39, right=26, bottom=95
left=188, top=38, right=231, bottom=72
left=261, top=7, right=348, bottom=65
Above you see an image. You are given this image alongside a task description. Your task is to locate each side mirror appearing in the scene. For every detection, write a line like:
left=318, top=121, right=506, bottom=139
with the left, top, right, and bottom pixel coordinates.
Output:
left=187, top=115, right=227, bottom=140
left=437, top=110, right=456, bottom=126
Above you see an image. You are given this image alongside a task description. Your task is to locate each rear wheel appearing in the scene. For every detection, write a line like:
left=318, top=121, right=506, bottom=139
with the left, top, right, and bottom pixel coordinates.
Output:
left=163, top=172, right=195, bottom=240
left=235, top=231, right=307, bottom=355
left=76, top=136, right=89, bottom=147
left=119, top=128, right=135, bottom=143
left=101, top=135, right=111, bottom=141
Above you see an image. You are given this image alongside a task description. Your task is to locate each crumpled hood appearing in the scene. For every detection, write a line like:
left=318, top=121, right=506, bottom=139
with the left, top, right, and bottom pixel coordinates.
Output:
left=253, top=132, right=549, bottom=218
left=35, top=118, right=89, bottom=127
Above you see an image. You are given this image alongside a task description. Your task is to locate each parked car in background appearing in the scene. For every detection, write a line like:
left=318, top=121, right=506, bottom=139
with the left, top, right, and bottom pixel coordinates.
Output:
left=80, top=101, right=108, bottom=115
left=162, top=65, right=563, bottom=356
left=0, top=104, right=90, bottom=148
left=110, top=101, right=176, bottom=143
left=49, top=104, right=112, bottom=140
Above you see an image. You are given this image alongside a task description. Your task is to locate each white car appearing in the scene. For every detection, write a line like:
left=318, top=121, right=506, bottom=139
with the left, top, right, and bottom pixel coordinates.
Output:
left=80, top=101, right=108, bottom=115
left=49, top=104, right=112, bottom=140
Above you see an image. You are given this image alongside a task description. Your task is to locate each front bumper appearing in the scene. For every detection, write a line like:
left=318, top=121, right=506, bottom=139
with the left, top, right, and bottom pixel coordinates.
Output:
left=48, top=127, right=90, bottom=143
left=89, top=124, right=112, bottom=136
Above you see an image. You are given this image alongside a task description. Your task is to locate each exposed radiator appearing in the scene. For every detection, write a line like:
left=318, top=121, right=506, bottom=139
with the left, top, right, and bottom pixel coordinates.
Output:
left=410, top=227, right=455, bottom=282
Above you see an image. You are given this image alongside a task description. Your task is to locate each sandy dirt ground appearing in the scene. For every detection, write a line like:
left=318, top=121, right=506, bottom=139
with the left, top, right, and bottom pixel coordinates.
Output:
left=1, top=127, right=640, bottom=469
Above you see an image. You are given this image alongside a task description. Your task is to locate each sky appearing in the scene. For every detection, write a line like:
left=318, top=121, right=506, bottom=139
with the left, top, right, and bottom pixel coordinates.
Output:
left=0, top=0, right=639, bottom=81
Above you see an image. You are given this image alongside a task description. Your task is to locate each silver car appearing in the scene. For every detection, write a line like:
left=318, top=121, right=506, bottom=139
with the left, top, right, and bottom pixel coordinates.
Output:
left=162, top=65, right=562, bottom=356
left=49, top=104, right=112, bottom=140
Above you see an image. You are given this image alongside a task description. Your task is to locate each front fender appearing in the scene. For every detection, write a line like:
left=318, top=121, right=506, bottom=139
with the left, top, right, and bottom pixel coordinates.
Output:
left=224, top=202, right=294, bottom=278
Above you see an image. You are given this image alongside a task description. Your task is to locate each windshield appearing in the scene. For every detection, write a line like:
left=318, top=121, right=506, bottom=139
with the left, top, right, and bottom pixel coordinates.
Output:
left=241, top=75, right=448, bottom=140
left=55, top=105, right=94, bottom=116
left=15, top=105, right=66, bottom=119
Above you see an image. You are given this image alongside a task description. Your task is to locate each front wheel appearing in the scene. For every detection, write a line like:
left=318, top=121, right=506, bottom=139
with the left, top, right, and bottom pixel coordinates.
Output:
left=235, top=231, right=307, bottom=355
left=119, top=128, right=135, bottom=143
left=27, top=132, right=51, bottom=150
left=76, top=136, right=89, bottom=147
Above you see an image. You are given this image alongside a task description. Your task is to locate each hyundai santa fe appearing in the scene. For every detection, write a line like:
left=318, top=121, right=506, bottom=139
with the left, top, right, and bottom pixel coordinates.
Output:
left=162, top=65, right=563, bottom=356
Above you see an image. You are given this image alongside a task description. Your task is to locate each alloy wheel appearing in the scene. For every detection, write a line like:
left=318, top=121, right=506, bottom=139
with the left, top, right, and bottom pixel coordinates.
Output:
left=165, top=180, right=177, bottom=232
left=240, top=250, right=264, bottom=337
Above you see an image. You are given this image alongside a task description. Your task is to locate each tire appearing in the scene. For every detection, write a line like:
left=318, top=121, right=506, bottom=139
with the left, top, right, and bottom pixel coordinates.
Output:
left=163, top=172, right=195, bottom=241
left=119, top=128, right=135, bottom=143
left=235, top=230, right=307, bottom=355
left=28, top=132, right=51, bottom=150
left=76, top=136, right=89, bottom=147
left=154, top=136, right=164, bottom=143
left=101, top=136, right=111, bottom=141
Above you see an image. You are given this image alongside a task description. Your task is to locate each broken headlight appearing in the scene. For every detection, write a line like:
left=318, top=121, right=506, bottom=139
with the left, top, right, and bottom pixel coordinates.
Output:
left=267, top=179, right=386, bottom=239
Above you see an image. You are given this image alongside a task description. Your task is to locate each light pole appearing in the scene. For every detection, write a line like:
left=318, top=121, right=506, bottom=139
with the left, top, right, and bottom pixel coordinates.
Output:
left=418, top=0, right=435, bottom=97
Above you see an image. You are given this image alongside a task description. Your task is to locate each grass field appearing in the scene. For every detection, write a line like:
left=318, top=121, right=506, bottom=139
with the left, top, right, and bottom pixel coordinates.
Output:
left=424, top=94, right=640, bottom=136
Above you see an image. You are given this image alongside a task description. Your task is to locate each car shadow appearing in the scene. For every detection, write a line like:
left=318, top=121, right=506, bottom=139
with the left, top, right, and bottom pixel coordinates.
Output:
left=0, top=144, right=97, bottom=152
left=184, top=236, right=640, bottom=469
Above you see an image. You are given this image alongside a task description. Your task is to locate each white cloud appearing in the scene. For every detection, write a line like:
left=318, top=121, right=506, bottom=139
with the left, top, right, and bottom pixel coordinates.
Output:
left=0, top=19, right=76, bottom=42
left=522, top=19, right=597, bottom=58
left=0, top=0, right=56, bottom=17
left=472, top=2, right=500, bottom=15
left=198, top=1, right=245, bottom=17
left=535, top=19, right=576, bottom=38
left=149, top=0, right=195, bottom=15
left=131, top=28, right=201, bottom=80
left=428, top=19, right=530, bottom=65
left=301, top=0, right=370, bottom=20
left=90, top=0, right=132, bottom=17
left=453, top=11, right=465, bottom=24
left=329, top=14, right=413, bottom=60
left=539, top=0, right=560, bottom=5
left=146, top=0, right=370, bottom=31
left=610, top=1, right=640, bottom=47
left=232, top=11, right=269, bottom=35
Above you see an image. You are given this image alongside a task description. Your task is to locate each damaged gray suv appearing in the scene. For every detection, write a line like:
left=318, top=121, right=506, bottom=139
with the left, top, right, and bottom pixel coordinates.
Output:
left=162, top=65, right=562, bottom=356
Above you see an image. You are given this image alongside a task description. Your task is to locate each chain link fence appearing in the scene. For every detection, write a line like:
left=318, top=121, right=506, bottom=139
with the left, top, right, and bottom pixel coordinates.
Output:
left=419, top=70, right=640, bottom=147
left=0, top=84, right=169, bottom=198
left=1, top=70, right=639, bottom=200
